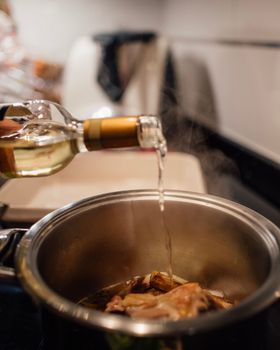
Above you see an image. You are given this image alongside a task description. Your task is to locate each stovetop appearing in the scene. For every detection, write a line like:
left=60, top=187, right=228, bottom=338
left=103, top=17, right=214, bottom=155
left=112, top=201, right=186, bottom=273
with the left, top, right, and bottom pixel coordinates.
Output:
left=0, top=285, right=41, bottom=350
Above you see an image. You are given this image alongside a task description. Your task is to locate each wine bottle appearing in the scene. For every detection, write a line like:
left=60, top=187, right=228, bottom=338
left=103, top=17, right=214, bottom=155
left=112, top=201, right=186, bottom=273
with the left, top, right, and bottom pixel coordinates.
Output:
left=0, top=100, right=166, bottom=178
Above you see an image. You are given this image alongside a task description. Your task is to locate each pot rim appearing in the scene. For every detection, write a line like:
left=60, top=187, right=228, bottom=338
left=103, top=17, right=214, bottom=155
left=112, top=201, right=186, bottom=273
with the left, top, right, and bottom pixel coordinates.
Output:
left=15, top=189, right=280, bottom=336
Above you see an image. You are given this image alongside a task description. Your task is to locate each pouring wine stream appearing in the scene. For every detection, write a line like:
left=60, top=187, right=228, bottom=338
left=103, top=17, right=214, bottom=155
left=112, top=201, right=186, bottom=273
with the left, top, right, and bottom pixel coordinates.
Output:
left=155, top=133, right=174, bottom=281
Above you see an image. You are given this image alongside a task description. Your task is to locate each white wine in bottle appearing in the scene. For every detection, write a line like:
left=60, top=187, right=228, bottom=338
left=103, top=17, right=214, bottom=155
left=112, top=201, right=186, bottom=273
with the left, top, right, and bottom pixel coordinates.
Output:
left=0, top=100, right=166, bottom=178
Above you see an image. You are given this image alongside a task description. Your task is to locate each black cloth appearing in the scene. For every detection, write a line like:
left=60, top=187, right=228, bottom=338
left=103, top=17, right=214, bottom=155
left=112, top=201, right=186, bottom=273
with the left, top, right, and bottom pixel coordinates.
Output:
left=93, top=31, right=156, bottom=102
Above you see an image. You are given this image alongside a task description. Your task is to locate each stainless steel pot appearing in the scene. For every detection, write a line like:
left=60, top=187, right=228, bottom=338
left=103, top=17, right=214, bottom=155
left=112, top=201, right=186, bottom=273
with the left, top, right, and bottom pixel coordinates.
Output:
left=1, top=190, right=280, bottom=349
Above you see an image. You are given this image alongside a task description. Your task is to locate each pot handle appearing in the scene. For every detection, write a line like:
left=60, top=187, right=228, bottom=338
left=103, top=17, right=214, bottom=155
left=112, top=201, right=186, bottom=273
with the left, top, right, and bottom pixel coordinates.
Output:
left=0, top=228, right=27, bottom=286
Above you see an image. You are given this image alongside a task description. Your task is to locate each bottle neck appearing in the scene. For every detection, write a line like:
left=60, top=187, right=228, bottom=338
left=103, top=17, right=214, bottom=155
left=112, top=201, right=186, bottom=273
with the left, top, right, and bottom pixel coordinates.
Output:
left=83, top=115, right=166, bottom=152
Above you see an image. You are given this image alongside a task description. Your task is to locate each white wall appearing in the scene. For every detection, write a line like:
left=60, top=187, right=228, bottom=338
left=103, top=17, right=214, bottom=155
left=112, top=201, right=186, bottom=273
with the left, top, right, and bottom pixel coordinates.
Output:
left=164, top=0, right=280, bottom=42
left=170, top=41, right=280, bottom=162
left=163, top=0, right=280, bottom=164
left=9, top=0, right=164, bottom=63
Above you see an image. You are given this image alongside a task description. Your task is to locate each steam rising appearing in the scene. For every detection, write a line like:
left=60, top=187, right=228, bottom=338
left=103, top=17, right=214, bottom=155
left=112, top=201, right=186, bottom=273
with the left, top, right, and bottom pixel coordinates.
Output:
left=159, top=54, right=238, bottom=197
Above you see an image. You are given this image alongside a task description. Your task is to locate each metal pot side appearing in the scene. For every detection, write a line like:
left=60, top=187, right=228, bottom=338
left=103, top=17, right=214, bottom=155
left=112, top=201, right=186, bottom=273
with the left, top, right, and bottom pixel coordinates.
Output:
left=15, top=190, right=280, bottom=336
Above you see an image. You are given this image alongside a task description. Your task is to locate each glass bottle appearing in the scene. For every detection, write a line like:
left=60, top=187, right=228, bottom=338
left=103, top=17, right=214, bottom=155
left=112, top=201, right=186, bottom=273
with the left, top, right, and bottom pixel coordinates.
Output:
left=0, top=100, right=166, bottom=178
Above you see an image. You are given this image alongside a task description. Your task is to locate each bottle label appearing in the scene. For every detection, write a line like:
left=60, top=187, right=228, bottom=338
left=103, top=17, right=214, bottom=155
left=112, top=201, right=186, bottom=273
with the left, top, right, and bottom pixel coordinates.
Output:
left=83, top=117, right=139, bottom=151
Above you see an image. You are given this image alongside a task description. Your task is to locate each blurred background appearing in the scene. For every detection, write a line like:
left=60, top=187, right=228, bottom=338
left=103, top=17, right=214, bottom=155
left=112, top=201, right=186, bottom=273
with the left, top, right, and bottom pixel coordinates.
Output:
left=1, top=0, right=280, bottom=226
